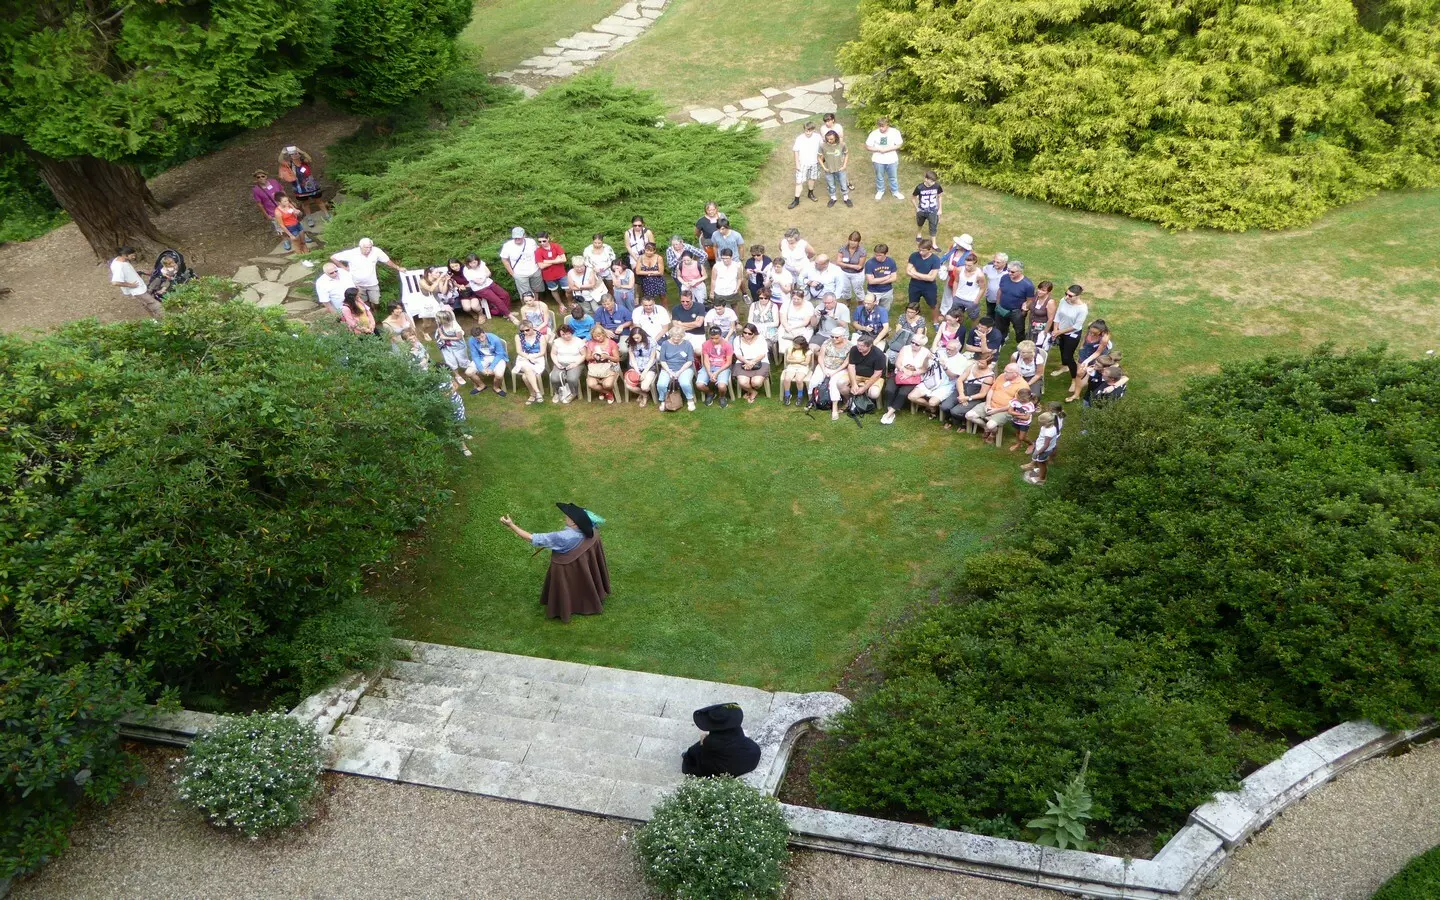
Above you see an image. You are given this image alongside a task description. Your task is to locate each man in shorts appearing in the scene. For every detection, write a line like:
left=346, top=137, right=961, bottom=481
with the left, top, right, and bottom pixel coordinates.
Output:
left=330, top=238, right=402, bottom=305
left=788, top=121, right=824, bottom=209
left=911, top=170, right=943, bottom=244
left=500, top=227, right=544, bottom=301
left=906, top=240, right=943, bottom=320
left=534, top=231, right=568, bottom=312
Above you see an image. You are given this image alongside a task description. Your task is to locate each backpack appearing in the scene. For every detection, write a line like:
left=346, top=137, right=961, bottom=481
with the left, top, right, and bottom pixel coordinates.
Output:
left=808, top=377, right=829, bottom=410
left=847, top=394, right=877, bottom=416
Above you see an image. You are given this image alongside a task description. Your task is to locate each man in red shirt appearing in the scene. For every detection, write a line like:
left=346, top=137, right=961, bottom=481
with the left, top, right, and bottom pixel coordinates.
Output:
left=535, top=231, right=568, bottom=313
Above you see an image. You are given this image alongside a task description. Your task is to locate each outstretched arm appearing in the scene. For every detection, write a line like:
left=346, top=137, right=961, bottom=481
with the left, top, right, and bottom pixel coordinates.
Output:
left=499, top=515, right=533, bottom=542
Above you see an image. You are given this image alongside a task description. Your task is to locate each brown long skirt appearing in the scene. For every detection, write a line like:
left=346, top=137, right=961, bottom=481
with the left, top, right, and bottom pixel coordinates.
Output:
left=541, top=535, right=610, bottom=623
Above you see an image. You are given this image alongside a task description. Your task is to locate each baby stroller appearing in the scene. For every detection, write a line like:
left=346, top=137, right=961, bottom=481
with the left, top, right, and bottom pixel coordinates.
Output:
left=146, top=248, right=196, bottom=301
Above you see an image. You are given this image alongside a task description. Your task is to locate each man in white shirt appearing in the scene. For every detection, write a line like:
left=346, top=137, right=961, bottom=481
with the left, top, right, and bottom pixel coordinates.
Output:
left=499, top=227, right=544, bottom=298
left=631, top=295, right=673, bottom=343
left=314, top=262, right=355, bottom=313
left=788, top=122, right=824, bottom=210
left=802, top=254, right=845, bottom=302
left=982, top=251, right=1010, bottom=318
left=704, top=301, right=738, bottom=340
left=865, top=117, right=904, bottom=201
left=709, top=248, right=744, bottom=306
left=330, top=238, right=401, bottom=305
left=109, top=246, right=162, bottom=318
left=814, top=292, right=851, bottom=343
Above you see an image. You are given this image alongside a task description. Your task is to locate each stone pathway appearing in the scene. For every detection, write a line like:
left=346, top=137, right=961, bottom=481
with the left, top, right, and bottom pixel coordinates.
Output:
left=322, top=640, right=846, bottom=821
left=227, top=214, right=336, bottom=326
left=493, top=0, right=671, bottom=92
left=685, top=76, right=857, bottom=131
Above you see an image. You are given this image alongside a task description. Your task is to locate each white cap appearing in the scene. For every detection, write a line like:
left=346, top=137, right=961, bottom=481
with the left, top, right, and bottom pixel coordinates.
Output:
left=957, top=234, right=973, bottom=249
left=511, top=226, right=525, bottom=239
left=832, top=326, right=848, bottom=337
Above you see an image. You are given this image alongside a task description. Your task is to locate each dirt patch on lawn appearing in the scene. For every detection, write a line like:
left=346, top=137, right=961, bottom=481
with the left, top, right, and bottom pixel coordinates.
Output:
left=0, top=102, right=362, bottom=336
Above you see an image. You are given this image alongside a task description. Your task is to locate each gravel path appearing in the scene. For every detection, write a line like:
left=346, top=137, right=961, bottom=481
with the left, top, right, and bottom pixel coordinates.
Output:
left=1198, top=738, right=1440, bottom=900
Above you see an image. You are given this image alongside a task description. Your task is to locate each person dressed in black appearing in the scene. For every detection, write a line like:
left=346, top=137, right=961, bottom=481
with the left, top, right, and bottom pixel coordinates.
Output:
left=680, top=703, right=761, bottom=777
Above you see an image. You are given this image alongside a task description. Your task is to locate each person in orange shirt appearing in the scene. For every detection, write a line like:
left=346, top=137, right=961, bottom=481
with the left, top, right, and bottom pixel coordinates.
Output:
left=966, top=363, right=1026, bottom=436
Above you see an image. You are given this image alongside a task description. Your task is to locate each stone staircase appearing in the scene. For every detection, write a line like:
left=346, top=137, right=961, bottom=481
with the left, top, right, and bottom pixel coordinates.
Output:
left=324, top=641, right=841, bottom=820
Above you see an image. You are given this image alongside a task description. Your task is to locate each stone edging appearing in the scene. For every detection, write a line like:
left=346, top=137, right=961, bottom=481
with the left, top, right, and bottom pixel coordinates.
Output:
left=774, top=718, right=1438, bottom=899
left=685, top=78, right=855, bottom=132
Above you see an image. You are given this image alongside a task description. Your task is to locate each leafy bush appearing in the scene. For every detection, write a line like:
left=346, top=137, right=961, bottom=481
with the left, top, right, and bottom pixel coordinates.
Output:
left=0, top=281, right=455, bottom=875
left=0, top=148, right=66, bottom=244
left=318, top=0, right=474, bottom=116
left=636, top=777, right=790, bottom=900
left=326, top=75, right=772, bottom=266
left=1374, top=845, right=1440, bottom=900
left=813, top=348, right=1440, bottom=836
left=284, top=597, right=397, bottom=697
left=175, top=712, right=322, bottom=837
left=840, top=0, right=1440, bottom=230
left=1027, top=755, right=1094, bottom=850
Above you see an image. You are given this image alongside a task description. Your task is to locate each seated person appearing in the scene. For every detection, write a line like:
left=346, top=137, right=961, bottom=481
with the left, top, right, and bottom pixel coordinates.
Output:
left=779, top=336, right=811, bottom=406
left=964, top=315, right=1005, bottom=356
left=671, top=291, right=707, bottom=351
left=808, top=327, right=853, bottom=421
left=680, top=703, right=761, bottom=777
left=595, top=295, right=633, bottom=353
left=565, top=303, right=596, bottom=341
left=909, top=339, right=968, bottom=416
left=585, top=325, right=621, bottom=405
left=696, top=325, right=735, bottom=408
left=657, top=324, right=697, bottom=412
left=466, top=324, right=509, bottom=396
left=844, top=333, right=886, bottom=404
left=967, top=362, right=1027, bottom=435
left=852, top=292, right=890, bottom=349
left=704, top=300, right=739, bottom=341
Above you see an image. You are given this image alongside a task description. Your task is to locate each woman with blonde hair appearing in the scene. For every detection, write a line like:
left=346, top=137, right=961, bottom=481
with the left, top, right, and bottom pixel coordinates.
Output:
left=549, top=323, right=586, bottom=403
left=434, top=307, right=483, bottom=390
left=585, top=325, right=621, bottom=404
left=513, top=320, right=548, bottom=404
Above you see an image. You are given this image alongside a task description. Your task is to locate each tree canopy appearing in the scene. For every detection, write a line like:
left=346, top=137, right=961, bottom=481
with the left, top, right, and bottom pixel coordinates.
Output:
left=840, top=0, right=1440, bottom=230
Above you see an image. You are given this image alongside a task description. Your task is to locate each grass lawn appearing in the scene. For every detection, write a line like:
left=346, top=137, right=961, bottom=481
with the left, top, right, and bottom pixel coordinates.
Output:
left=461, top=0, right=622, bottom=72
left=381, top=390, right=1019, bottom=693
left=596, top=0, right=858, bottom=110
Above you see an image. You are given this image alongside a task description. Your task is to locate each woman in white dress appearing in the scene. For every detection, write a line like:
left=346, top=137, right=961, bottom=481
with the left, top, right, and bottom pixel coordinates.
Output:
left=401, top=267, right=440, bottom=342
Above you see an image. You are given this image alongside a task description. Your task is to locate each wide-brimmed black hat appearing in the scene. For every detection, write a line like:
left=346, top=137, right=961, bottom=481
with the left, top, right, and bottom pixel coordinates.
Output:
left=555, top=502, right=594, bottom=537
left=693, top=702, right=744, bottom=732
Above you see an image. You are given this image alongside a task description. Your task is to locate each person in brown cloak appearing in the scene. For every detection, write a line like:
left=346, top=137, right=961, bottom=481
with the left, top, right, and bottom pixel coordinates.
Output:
left=500, top=502, right=610, bottom=623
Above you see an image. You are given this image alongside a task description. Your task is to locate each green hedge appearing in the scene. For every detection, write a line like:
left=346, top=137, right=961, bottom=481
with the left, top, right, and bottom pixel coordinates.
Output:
left=0, top=279, right=456, bottom=876
left=840, top=0, right=1440, bottom=231
left=0, top=148, right=66, bottom=244
left=1374, top=845, right=1440, bottom=900
left=812, top=348, right=1440, bottom=837
left=326, top=75, right=772, bottom=266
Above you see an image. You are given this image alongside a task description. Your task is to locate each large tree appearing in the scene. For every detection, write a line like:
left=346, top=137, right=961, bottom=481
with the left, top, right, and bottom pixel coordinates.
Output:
left=0, top=0, right=335, bottom=257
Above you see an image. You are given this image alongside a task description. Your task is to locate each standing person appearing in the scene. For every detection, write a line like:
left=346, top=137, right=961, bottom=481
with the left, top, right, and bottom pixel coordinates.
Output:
left=694, top=201, right=724, bottom=261
left=534, top=232, right=569, bottom=312
left=461, top=253, right=512, bottom=318
left=819, top=130, right=852, bottom=207
left=779, top=336, right=811, bottom=405
left=548, top=323, right=586, bottom=403
left=732, top=323, right=770, bottom=403
left=632, top=293, right=672, bottom=344
left=906, top=240, right=943, bottom=320
left=331, top=238, right=401, bottom=307
left=777, top=228, right=816, bottom=280
left=745, top=245, right=772, bottom=305
left=982, top=251, right=1009, bottom=318
left=313, top=262, right=355, bottom=315
left=880, top=332, right=933, bottom=424
left=271, top=195, right=315, bottom=253
left=498, top=504, right=610, bottom=624
left=513, top=321, right=549, bottom=404
left=611, top=261, right=636, bottom=310
left=710, top=248, right=744, bottom=310
left=625, top=330, right=658, bottom=407
left=250, top=170, right=289, bottom=248
left=583, top=233, right=618, bottom=288
left=625, top=216, right=655, bottom=269
left=1006, top=387, right=1037, bottom=452
left=710, top=218, right=745, bottom=267
left=947, top=251, right=986, bottom=324
left=339, top=288, right=376, bottom=335
left=836, top=232, right=867, bottom=302
left=1049, top=285, right=1088, bottom=379
left=657, top=324, right=698, bottom=412
left=863, top=243, right=898, bottom=306
left=467, top=324, right=509, bottom=396
left=1022, top=412, right=1060, bottom=484
left=110, top=246, right=163, bottom=318
left=911, top=170, right=944, bottom=244
left=820, top=112, right=845, bottom=140
left=667, top=235, right=708, bottom=303
left=276, top=146, right=330, bottom=223
left=865, top=117, right=904, bottom=200
left=500, top=227, right=544, bottom=302
left=938, top=235, right=976, bottom=317
left=1027, top=280, right=1056, bottom=345
left=994, top=260, right=1036, bottom=345
left=789, top=121, right=824, bottom=209
left=585, top=325, right=621, bottom=404
left=696, top=326, right=735, bottom=407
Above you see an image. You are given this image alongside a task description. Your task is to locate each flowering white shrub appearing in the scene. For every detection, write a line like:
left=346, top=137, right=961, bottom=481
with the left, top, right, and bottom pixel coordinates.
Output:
left=636, top=776, right=789, bottom=899
left=175, top=712, right=322, bottom=838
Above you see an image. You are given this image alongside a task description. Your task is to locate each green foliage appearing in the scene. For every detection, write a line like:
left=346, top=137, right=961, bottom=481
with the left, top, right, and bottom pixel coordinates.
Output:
left=841, top=0, right=1440, bottom=230
left=0, top=281, right=455, bottom=875
left=175, top=713, right=322, bottom=837
left=0, top=148, right=66, bottom=244
left=636, top=777, right=790, bottom=900
left=284, top=597, right=397, bottom=697
left=1026, top=754, right=1094, bottom=851
left=327, top=56, right=520, bottom=180
left=318, top=0, right=474, bottom=116
left=0, top=0, right=334, bottom=165
left=1373, top=845, right=1440, bottom=900
left=813, top=348, right=1440, bottom=836
left=326, top=75, right=772, bottom=265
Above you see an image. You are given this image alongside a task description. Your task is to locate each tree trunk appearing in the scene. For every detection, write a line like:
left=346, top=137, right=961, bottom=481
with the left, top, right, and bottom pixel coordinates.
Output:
left=34, top=154, right=168, bottom=260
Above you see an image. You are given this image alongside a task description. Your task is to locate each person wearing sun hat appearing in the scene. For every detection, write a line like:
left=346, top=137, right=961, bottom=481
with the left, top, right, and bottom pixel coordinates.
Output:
left=499, top=503, right=610, bottom=623
left=680, top=703, right=762, bottom=777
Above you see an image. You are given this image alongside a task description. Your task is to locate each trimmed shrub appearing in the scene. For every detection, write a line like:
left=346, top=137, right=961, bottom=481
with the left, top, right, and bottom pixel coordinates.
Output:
left=1, top=282, right=455, bottom=875
left=175, top=713, right=322, bottom=837
left=325, top=75, right=772, bottom=267
left=840, top=0, right=1440, bottom=230
left=1374, top=845, right=1440, bottom=900
left=813, top=348, right=1440, bottom=836
left=636, top=777, right=790, bottom=900
left=284, top=597, right=396, bottom=697
left=317, top=0, right=474, bottom=116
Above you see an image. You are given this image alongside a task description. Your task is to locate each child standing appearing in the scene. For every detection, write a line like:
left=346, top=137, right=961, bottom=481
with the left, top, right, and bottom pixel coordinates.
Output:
left=912, top=170, right=943, bottom=244
left=1022, top=412, right=1059, bottom=484
left=1007, top=386, right=1036, bottom=452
